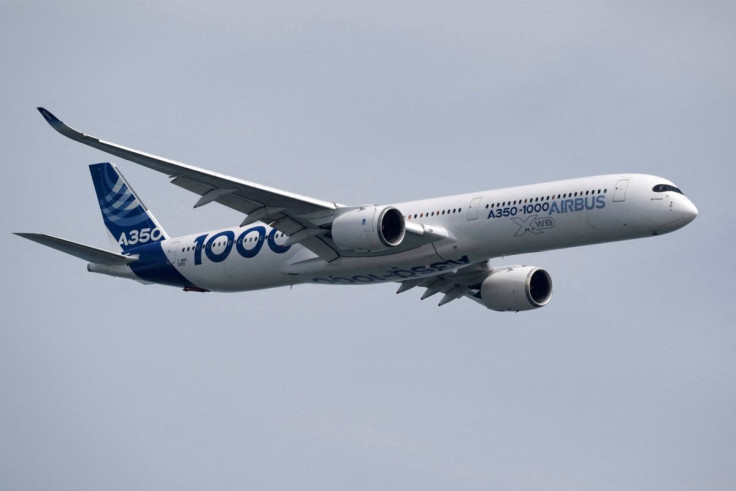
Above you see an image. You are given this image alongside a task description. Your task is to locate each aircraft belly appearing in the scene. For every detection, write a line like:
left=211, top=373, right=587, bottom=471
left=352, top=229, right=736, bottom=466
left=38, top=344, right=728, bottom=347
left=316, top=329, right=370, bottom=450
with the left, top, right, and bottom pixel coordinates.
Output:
left=295, top=244, right=477, bottom=286
left=164, top=240, right=473, bottom=290
left=168, top=244, right=299, bottom=292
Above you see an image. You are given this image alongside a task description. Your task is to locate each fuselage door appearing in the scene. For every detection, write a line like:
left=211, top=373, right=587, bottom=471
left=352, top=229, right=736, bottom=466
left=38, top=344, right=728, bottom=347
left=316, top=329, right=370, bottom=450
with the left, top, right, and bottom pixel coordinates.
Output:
left=467, top=196, right=483, bottom=220
left=613, top=179, right=630, bottom=202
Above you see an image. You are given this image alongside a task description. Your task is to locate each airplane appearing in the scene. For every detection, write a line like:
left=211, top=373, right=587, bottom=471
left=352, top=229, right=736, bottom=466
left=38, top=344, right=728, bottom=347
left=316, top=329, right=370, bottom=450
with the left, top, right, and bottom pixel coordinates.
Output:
left=15, top=108, right=698, bottom=312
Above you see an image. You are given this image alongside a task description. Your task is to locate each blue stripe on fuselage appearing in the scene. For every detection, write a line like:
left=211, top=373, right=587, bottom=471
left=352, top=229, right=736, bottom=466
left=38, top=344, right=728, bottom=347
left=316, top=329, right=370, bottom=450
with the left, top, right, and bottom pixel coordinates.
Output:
left=126, top=242, right=194, bottom=288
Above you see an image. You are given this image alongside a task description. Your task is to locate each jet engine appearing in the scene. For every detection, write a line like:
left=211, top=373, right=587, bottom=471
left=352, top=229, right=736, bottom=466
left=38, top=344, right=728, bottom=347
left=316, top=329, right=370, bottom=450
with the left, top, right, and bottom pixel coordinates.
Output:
left=331, top=206, right=405, bottom=252
left=480, top=266, right=552, bottom=312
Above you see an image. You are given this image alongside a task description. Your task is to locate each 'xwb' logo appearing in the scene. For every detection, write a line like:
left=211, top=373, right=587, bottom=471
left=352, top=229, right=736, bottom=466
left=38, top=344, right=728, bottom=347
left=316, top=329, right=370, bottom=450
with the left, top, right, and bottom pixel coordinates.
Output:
left=512, top=215, right=555, bottom=237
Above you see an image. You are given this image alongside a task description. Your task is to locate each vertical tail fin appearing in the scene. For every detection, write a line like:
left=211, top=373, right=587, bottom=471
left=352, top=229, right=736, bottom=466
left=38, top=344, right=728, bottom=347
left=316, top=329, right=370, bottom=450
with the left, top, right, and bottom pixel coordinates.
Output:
left=89, top=162, right=169, bottom=252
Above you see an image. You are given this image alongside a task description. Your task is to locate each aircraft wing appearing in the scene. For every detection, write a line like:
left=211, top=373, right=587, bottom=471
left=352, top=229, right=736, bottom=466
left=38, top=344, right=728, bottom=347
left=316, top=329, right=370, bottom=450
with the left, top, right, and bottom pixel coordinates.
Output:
left=396, top=260, right=491, bottom=306
left=14, top=233, right=138, bottom=265
left=37, top=108, right=341, bottom=260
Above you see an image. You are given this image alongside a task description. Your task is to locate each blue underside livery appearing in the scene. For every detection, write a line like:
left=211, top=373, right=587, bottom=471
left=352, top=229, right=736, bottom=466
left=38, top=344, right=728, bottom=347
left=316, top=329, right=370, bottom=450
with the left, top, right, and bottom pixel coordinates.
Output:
left=127, top=241, right=194, bottom=288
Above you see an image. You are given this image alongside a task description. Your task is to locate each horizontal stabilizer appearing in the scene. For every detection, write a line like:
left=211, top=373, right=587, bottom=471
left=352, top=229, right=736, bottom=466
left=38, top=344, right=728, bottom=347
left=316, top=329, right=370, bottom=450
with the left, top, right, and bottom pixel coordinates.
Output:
left=14, top=233, right=138, bottom=265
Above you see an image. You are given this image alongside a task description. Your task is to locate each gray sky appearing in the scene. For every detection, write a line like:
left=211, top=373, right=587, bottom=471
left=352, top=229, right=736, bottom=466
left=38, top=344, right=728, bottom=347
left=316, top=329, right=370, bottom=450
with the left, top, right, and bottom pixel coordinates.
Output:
left=2, top=2, right=735, bottom=489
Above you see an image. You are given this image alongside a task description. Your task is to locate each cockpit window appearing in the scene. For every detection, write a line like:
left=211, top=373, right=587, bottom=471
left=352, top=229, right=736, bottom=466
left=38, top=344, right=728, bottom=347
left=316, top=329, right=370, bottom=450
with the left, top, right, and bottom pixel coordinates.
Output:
left=652, top=184, right=683, bottom=195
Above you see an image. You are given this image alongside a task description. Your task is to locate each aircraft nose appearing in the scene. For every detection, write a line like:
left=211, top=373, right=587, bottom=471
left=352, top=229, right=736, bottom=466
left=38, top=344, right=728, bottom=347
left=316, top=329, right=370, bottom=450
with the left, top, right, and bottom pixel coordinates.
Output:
left=681, top=199, right=698, bottom=224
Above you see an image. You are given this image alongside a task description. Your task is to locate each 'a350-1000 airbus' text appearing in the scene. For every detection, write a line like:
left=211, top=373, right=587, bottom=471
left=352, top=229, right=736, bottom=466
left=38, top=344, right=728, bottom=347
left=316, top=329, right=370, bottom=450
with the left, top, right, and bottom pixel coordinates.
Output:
left=17, top=108, right=697, bottom=312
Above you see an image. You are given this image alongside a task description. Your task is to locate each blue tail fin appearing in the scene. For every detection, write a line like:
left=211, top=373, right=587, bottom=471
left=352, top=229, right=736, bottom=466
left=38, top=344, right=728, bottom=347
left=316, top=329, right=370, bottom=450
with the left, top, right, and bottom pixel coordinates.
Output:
left=89, top=162, right=169, bottom=252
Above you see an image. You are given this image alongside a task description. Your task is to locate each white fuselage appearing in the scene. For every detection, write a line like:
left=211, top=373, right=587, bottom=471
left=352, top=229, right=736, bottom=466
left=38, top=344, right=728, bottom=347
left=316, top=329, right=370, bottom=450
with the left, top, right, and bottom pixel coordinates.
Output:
left=153, top=174, right=697, bottom=292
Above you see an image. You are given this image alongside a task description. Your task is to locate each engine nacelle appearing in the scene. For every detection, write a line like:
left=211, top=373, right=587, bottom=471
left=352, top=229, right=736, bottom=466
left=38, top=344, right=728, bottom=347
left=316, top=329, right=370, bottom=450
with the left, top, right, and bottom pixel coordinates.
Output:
left=480, top=266, right=553, bottom=312
left=331, top=206, right=405, bottom=252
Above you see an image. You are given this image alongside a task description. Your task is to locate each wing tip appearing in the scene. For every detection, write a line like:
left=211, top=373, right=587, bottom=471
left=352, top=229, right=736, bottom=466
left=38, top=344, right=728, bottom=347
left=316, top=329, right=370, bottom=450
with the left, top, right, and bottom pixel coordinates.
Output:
left=37, top=107, right=63, bottom=128
left=37, top=107, right=88, bottom=140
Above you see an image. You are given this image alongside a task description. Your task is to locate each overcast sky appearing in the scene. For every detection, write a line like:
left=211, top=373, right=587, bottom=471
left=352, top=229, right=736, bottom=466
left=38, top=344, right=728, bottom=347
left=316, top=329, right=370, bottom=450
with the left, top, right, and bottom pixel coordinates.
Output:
left=1, top=2, right=734, bottom=490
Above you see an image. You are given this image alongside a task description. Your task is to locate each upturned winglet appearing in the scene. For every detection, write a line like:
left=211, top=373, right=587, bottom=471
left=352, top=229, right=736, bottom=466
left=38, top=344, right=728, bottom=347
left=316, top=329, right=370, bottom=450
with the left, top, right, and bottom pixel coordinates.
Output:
left=37, top=107, right=93, bottom=141
left=37, top=107, right=62, bottom=126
